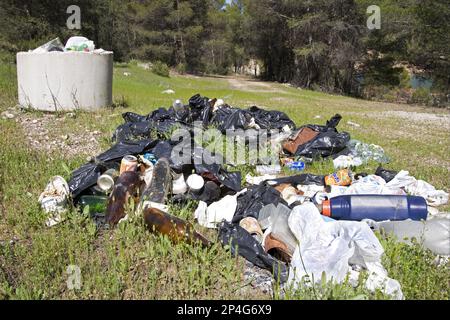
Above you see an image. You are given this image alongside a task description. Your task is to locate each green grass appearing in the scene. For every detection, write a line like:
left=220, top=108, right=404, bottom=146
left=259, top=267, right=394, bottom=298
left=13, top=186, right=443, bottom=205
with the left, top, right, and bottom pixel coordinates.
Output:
left=0, top=61, right=449, bottom=300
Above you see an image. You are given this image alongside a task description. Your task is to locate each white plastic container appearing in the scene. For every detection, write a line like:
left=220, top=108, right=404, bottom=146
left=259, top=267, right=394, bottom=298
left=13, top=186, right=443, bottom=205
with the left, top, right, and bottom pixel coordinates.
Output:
left=16, top=50, right=113, bottom=111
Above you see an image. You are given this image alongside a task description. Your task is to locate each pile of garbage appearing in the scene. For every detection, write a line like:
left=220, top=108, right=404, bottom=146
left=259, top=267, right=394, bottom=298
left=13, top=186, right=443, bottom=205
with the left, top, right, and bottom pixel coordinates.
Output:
left=39, top=94, right=449, bottom=299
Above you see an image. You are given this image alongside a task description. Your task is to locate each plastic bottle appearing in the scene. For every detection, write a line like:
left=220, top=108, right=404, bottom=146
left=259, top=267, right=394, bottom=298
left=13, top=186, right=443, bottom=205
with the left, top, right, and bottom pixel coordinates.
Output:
left=143, top=207, right=211, bottom=247
left=322, top=195, right=428, bottom=221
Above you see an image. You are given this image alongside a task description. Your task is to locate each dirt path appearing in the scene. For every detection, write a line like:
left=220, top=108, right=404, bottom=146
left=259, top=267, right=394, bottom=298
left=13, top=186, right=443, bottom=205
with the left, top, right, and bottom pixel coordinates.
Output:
left=223, top=75, right=288, bottom=93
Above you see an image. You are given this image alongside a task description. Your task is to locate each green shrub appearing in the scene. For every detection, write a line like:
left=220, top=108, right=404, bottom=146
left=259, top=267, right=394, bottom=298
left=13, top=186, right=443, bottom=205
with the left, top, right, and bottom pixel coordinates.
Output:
left=175, top=63, right=186, bottom=75
left=152, top=61, right=170, bottom=77
left=410, top=87, right=432, bottom=105
left=399, top=69, right=411, bottom=89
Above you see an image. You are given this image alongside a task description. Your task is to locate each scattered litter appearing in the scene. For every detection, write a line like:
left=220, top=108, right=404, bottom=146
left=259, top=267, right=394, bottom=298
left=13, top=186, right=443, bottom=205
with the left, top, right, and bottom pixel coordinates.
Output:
left=38, top=93, right=448, bottom=298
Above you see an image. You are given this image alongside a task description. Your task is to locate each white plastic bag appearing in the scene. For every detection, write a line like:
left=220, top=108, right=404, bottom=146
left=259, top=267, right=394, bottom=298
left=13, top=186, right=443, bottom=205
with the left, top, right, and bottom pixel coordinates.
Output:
left=287, top=202, right=403, bottom=299
left=38, top=176, right=70, bottom=227
left=194, top=189, right=247, bottom=228
left=333, top=155, right=363, bottom=169
left=386, top=170, right=449, bottom=206
left=65, top=36, right=95, bottom=52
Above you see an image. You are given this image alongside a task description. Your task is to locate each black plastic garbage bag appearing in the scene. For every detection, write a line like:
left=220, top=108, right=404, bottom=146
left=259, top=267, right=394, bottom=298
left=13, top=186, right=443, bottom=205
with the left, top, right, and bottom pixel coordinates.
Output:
left=306, top=113, right=342, bottom=132
left=189, top=93, right=213, bottom=127
left=68, top=139, right=157, bottom=198
left=113, top=121, right=153, bottom=142
left=375, top=166, right=398, bottom=183
left=218, top=221, right=288, bottom=283
left=269, top=174, right=325, bottom=186
left=233, top=183, right=286, bottom=222
left=192, top=146, right=241, bottom=192
left=248, top=106, right=295, bottom=130
left=211, top=106, right=251, bottom=132
left=288, top=114, right=350, bottom=159
left=122, top=111, right=149, bottom=123
left=294, top=130, right=351, bottom=159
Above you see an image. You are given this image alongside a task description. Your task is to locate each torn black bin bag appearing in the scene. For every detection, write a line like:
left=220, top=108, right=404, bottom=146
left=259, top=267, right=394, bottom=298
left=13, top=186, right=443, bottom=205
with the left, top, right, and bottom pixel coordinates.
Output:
left=219, top=221, right=288, bottom=283
left=294, top=130, right=350, bottom=159
left=247, top=106, right=295, bottom=130
left=269, top=173, right=325, bottom=186
left=68, top=139, right=157, bottom=199
left=375, top=166, right=398, bottom=183
left=290, top=114, right=350, bottom=159
left=233, top=183, right=286, bottom=223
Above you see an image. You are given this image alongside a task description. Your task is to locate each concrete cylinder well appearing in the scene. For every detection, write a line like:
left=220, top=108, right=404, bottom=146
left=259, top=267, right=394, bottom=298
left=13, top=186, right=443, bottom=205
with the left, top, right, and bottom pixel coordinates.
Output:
left=17, top=51, right=113, bottom=111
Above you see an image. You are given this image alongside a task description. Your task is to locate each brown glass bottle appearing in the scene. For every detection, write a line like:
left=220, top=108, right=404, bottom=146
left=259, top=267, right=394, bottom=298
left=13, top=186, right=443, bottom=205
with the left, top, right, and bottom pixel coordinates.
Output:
left=143, top=207, right=211, bottom=248
left=105, top=171, right=142, bottom=226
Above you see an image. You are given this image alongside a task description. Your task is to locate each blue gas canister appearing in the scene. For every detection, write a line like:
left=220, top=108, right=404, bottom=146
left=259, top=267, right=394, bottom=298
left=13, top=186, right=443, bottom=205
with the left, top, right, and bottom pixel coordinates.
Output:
left=322, top=195, right=428, bottom=221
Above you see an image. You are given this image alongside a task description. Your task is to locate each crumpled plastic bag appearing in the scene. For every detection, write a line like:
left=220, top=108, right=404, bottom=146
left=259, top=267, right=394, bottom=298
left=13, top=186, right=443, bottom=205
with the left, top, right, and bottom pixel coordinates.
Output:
left=33, top=38, right=64, bottom=53
left=347, top=139, right=389, bottom=164
left=268, top=173, right=325, bottom=187
left=327, top=175, right=406, bottom=198
left=218, top=221, right=288, bottom=283
left=233, top=183, right=287, bottom=223
left=194, top=189, right=247, bottom=228
left=65, top=36, right=95, bottom=52
left=295, top=131, right=351, bottom=160
left=291, top=114, right=351, bottom=160
left=245, top=173, right=278, bottom=185
left=375, top=166, right=398, bottom=183
left=333, top=155, right=363, bottom=169
left=386, top=170, right=449, bottom=206
left=39, top=176, right=70, bottom=227
left=287, top=202, right=403, bottom=299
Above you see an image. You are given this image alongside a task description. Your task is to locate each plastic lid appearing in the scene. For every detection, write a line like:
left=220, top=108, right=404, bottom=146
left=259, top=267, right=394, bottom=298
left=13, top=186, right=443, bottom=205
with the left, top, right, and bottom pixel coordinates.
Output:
left=322, top=199, right=331, bottom=217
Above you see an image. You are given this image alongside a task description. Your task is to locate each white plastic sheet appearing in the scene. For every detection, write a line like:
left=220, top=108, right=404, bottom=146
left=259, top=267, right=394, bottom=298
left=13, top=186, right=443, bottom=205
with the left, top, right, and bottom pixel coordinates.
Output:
left=287, top=202, right=403, bottom=299
left=386, top=171, right=449, bottom=206
left=328, top=175, right=405, bottom=198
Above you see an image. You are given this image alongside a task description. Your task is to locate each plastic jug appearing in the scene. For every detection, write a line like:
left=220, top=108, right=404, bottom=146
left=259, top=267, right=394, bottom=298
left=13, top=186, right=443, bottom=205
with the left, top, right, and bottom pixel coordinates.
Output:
left=322, top=195, right=428, bottom=221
